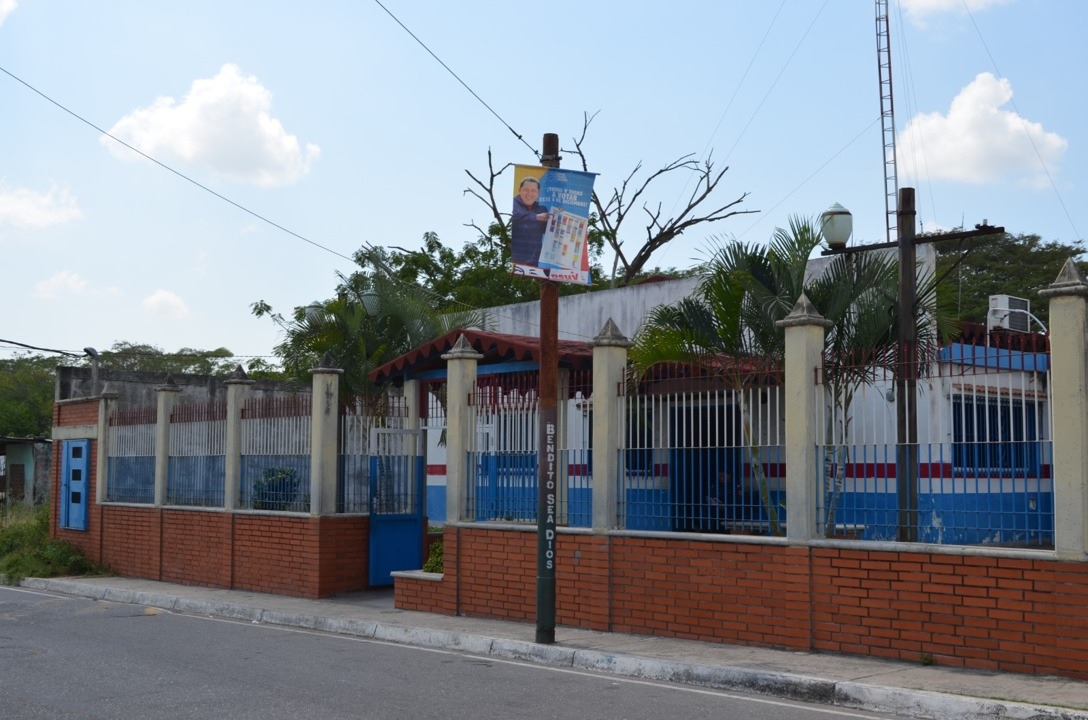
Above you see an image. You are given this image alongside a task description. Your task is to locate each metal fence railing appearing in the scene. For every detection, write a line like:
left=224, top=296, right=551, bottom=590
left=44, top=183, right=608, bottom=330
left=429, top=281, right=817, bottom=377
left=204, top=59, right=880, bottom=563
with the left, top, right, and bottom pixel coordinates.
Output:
left=166, top=401, right=226, bottom=507
left=240, top=395, right=312, bottom=512
left=618, top=360, right=785, bottom=534
left=814, top=342, right=1053, bottom=546
left=338, top=395, right=409, bottom=513
left=466, top=369, right=592, bottom=526
left=106, top=406, right=157, bottom=503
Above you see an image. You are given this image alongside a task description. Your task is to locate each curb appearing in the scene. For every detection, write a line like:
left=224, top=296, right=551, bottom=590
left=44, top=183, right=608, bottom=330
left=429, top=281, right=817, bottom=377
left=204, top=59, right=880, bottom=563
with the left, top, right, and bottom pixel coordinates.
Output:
left=21, top=578, right=1088, bottom=720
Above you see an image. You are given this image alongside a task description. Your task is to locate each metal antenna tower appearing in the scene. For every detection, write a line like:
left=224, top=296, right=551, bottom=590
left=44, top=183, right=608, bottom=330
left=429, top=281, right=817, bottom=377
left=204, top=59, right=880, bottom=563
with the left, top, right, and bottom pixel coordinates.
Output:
left=876, top=0, right=898, bottom=244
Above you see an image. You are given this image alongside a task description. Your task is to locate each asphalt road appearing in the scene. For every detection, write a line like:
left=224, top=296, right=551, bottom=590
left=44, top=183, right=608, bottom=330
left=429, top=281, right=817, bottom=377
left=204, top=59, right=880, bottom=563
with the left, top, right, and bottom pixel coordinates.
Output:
left=0, top=585, right=905, bottom=720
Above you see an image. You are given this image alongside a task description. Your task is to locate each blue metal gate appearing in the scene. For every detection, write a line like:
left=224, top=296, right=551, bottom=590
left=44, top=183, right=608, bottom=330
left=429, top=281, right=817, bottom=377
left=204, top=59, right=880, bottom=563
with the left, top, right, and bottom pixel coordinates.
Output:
left=368, top=429, right=425, bottom=586
left=60, top=439, right=91, bottom=531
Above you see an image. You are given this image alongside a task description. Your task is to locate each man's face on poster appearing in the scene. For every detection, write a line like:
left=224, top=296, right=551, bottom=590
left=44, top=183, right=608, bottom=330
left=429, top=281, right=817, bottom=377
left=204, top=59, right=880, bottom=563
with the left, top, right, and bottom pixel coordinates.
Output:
left=519, top=179, right=539, bottom=206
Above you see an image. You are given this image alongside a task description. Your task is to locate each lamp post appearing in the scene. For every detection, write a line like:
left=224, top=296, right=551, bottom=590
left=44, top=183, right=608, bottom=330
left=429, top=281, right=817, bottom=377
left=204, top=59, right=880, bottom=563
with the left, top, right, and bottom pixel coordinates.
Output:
left=820, top=190, right=1002, bottom=542
left=820, top=202, right=853, bottom=251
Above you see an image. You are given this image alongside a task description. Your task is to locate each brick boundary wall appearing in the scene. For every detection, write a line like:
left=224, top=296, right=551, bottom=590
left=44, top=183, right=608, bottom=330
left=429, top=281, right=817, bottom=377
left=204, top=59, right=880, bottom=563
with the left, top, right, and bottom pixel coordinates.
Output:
left=394, top=526, right=1088, bottom=681
left=51, top=399, right=370, bottom=600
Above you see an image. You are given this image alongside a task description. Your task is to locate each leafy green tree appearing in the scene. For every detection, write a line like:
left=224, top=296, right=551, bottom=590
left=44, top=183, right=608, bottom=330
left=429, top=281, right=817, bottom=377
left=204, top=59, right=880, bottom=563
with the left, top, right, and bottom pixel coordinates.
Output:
left=631, top=216, right=945, bottom=536
left=935, top=232, right=1087, bottom=328
left=97, top=342, right=240, bottom=376
left=253, top=250, right=490, bottom=402
left=0, top=355, right=55, bottom=437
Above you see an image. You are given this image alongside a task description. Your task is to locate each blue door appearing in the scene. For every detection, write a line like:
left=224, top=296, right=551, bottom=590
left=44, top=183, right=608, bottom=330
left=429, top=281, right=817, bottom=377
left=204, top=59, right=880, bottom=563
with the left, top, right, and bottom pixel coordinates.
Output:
left=60, top=439, right=91, bottom=531
left=368, top=429, right=425, bottom=586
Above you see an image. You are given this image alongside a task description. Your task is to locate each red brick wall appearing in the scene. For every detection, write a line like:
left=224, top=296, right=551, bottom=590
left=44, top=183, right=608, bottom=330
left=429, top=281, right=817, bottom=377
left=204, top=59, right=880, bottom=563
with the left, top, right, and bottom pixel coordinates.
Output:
left=51, top=400, right=102, bottom=560
left=48, top=398, right=373, bottom=599
left=395, top=527, right=1088, bottom=681
left=161, top=511, right=232, bottom=588
left=100, top=505, right=162, bottom=578
left=316, top=516, right=369, bottom=597
left=811, top=548, right=1088, bottom=678
left=55, top=400, right=99, bottom=428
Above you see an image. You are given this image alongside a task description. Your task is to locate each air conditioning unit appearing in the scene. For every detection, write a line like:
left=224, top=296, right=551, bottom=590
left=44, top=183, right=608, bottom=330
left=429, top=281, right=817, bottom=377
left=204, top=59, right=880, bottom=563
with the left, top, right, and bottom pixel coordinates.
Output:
left=988, top=294, right=1031, bottom=333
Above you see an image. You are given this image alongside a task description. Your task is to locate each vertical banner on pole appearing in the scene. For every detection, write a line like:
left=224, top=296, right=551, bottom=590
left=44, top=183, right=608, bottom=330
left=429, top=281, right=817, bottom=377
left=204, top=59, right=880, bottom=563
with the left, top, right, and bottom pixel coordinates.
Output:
left=510, top=164, right=597, bottom=284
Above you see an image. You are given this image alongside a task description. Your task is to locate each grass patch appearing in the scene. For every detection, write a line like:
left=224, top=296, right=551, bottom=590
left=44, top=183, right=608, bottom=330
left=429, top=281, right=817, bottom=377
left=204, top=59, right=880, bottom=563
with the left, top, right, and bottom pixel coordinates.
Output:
left=422, top=538, right=443, bottom=573
left=0, top=505, right=104, bottom=583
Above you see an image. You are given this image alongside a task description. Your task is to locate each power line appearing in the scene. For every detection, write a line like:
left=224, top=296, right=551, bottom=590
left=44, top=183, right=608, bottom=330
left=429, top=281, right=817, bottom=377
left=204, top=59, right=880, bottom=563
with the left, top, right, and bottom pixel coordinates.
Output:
left=736, top=116, right=882, bottom=241
left=370, top=0, right=540, bottom=160
left=0, top=338, right=82, bottom=357
left=0, top=339, right=279, bottom=361
left=960, top=2, right=1081, bottom=242
left=0, top=64, right=539, bottom=336
left=0, top=64, right=358, bottom=265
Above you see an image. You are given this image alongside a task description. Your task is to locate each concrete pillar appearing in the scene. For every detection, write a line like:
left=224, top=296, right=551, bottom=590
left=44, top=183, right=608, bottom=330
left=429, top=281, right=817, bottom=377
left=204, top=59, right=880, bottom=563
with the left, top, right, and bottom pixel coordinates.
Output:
left=591, top=319, right=631, bottom=531
left=310, top=360, right=343, bottom=516
left=776, top=295, right=832, bottom=542
left=96, top=388, right=119, bottom=505
left=1039, top=259, right=1088, bottom=559
left=224, top=367, right=255, bottom=511
left=154, top=378, right=182, bottom=506
left=442, top=335, right=483, bottom=523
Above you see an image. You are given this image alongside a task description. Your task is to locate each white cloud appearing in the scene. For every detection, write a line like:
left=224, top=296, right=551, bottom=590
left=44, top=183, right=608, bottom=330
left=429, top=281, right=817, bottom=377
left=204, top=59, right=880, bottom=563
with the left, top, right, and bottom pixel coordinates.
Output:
left=899, top=0, right=1014, bottom=26
left=143, top=290, right=190, bottom=320
left=35, top=270, right=89, bottom=299
left=33, top=270, right=121, bottom=300
left=0, top=0, right=16, bottom=28
left=102, top=63, right=320, bottom=187
left=0, top=183, right=82, bottom=228
left=897, top=73, right=1066, bottom=187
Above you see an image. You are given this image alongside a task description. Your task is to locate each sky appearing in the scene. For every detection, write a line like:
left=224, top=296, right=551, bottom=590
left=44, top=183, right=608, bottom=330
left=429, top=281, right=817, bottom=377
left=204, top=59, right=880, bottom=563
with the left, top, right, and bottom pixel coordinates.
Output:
left=1, top=0, right=1083, bottom=364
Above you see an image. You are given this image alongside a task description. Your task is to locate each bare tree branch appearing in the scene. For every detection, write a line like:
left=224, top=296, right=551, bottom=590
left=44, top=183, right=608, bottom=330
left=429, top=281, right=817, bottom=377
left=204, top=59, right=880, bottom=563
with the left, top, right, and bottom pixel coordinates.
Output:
left=465, top=112, right=756, bottom=288
left=463, top=149, right=514, bottom=244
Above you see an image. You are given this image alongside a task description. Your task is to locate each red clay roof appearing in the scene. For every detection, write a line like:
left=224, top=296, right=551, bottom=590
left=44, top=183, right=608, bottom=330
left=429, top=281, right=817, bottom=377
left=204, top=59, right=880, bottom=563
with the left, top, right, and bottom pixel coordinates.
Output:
left=369, top=328, right=594, bottom=384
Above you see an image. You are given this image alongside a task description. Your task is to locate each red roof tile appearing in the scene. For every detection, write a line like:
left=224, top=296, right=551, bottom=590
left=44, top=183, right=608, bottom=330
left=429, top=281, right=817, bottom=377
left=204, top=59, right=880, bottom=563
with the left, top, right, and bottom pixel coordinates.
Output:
left=369, top=328, right=594, bottom=384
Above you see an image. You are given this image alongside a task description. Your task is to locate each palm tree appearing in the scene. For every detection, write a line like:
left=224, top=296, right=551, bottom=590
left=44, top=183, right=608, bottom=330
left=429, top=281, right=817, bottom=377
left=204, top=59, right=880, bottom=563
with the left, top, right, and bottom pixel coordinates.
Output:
left=631, top=216, right=945, bottom=536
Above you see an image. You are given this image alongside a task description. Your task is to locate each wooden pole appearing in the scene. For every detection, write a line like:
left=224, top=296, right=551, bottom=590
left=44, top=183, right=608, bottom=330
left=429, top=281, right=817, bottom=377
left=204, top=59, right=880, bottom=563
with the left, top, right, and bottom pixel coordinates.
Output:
left=536, top=132, right=560, bottom=644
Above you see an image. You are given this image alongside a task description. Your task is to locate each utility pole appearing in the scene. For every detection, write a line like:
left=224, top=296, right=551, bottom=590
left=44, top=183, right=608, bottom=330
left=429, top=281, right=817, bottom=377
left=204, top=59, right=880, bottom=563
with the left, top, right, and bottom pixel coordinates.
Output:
left=536, top=133, right=560, bottom=645
left=896, top=188, right=918, bottom=542
left=822, top=188, right=1002, bottom=543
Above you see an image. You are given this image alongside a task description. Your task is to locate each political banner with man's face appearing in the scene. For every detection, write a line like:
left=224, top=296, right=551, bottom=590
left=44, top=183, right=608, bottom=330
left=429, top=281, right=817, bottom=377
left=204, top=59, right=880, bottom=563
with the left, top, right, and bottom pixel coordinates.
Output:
left=509, top=164, right=596, bottom=285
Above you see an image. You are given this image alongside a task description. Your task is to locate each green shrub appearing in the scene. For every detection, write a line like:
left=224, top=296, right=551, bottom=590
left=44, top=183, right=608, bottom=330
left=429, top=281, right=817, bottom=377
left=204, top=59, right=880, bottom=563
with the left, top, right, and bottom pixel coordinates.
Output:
left=253, top=467, right=300, bottom=511
left=422, top=538, right=443, bottom=573
left=0, top=505, right=103, bottom=583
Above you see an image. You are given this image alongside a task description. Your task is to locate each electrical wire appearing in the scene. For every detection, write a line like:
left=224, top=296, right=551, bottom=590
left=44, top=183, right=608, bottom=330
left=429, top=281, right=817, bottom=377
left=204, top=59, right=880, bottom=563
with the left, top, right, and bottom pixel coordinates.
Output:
left=960, top=2, right=1081, bottom=242
left=665, top=0, right=788, bottom=222
left=370, top=0, right=540, bottom=160
left=0, top=64, right=561, bottom=340
left=0, top=338, right=82, bottom=357
left=891, top=0, right=939, bottom=235
left=718, top=0, right=831, bottom=168
left=736, top=115, right=882, bottom=241
left=0, top=338, right=279, bottom=361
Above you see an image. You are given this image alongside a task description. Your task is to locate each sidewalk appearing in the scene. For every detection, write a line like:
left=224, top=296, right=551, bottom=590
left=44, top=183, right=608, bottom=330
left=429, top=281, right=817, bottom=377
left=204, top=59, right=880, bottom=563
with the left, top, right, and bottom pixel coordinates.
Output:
left=20, top=575, right=1088, bottom=720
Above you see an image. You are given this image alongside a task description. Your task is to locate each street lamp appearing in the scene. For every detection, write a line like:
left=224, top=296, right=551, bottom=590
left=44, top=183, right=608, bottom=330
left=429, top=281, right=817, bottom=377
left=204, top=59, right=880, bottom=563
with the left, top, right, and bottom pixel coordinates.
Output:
left=821, top=188, right=1003, bottom=542
left=820, top=203, right=853, bottom=251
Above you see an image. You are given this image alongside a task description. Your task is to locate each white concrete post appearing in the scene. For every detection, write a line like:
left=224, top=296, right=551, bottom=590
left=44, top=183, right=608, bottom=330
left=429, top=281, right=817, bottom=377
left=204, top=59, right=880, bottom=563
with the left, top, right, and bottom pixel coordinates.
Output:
left=442, top=336, right=483, bottom=523
left=310, top=360, right=343, bottom=516
left=96, top=388, right=119, bottom=505
left=154, top=378, right=182, bottom=506
left=1039, top=259, right=1088, bottom=559
left=224, top=367, right=255, bottom=511
left=591, top=319, right=631, bottom=531
left=403, top=379, right=423, bottom=517
left=776, top=294, right=832, bottom=542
